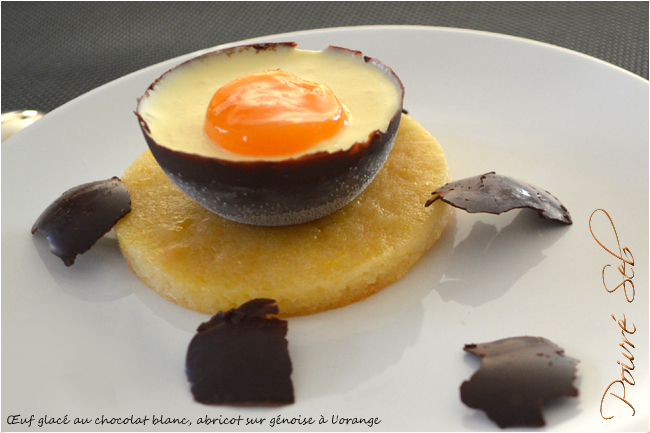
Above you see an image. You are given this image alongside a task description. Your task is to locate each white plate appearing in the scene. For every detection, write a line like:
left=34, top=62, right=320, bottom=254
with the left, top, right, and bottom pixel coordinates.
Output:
left=2, top=26, right=648, bottom=431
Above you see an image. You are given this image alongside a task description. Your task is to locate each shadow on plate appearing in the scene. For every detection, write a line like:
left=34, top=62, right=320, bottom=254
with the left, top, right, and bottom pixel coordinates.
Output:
left=434, top=210, right=571, bottom=307
left=33, top=227, right=208, bottom=332
left=287, top=216, right=456, bottom=401
left=32, top=231, right=134, bottom=302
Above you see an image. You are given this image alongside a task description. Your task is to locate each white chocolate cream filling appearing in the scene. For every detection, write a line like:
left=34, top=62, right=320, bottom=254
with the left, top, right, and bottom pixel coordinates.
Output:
left=138, top=45, right=403, bottom=162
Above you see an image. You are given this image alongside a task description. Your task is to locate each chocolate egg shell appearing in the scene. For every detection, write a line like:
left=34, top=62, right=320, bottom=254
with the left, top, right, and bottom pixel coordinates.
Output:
left=135, top=43, right=404, bottom=226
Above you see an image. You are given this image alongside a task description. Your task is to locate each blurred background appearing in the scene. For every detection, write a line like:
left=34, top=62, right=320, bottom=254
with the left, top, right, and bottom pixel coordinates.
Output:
left=2, top=1, right=648, bottom=114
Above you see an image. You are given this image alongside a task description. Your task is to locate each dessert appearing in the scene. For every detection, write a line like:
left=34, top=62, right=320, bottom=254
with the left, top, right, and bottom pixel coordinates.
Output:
left=31, top=177, right=131, bottom=266
left=25, top=37, right=582, bottom=421
left=186, top=299, right=293, bottom=406
left=136, top=43, right=404, bottom=226
left=114, top=114, right=451, bottom=316
left=461, top=336, right=579, bottom=428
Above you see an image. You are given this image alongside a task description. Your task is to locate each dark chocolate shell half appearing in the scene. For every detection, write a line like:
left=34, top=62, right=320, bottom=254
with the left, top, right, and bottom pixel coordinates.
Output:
left=136, top=43, right=404, bottom=226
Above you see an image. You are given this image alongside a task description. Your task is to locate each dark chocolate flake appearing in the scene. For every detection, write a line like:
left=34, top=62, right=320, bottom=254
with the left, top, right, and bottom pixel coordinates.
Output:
left=31, top=177, right=131, bottom=266
left=461, top=336, right=579, bottom=428
left=186, top=299, right=294, bottom=406
left=426, top=172, right=572, bottom=224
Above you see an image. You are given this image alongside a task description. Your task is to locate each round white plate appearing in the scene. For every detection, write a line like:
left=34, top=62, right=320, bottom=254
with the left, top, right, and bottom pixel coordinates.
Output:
left=3, top=26, right=648, bottom=431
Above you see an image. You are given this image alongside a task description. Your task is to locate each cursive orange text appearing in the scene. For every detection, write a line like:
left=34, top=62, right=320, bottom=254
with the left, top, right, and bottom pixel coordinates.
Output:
left=600, top=314, right=636, bottom=419
left=589, top=209, right=635, bottom=302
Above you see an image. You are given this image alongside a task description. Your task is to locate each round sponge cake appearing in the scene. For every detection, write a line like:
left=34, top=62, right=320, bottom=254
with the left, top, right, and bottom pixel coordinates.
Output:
left=114, top=115, right=451, bottom=317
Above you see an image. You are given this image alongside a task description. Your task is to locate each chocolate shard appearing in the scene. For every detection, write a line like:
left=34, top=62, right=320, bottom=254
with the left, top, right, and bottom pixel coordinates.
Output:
left=186, top=299, right=294, bottom=406
left=31, top=177, right=131, bottom=266
left=426, top=172, right=572, bottom=224
left=460, top=336, right=579, bottom=428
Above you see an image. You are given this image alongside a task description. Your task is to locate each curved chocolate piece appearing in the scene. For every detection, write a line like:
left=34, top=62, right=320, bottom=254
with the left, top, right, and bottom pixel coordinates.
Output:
left=426, top=172, right=572, bottom=224
left=461, top=336, right=579, bottom=428
left=186, top=299, right=294, bottom=406
left=31, top=177, right=131, bottom=266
